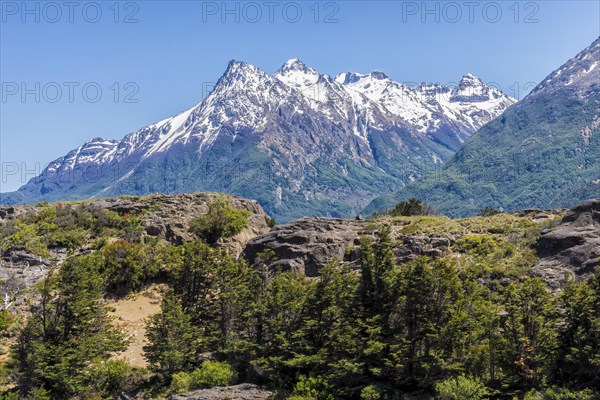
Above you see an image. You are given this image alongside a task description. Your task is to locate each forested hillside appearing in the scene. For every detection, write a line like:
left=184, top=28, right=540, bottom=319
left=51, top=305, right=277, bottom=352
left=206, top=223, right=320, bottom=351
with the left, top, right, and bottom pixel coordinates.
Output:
left=0, top=194, right=598, bottom=400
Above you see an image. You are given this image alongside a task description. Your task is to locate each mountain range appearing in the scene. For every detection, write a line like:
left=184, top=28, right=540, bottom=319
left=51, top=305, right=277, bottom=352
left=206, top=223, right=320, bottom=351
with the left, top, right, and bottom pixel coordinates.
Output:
left=0, top=59, right=515, bottom=222
left=365, top=37, right=600, bottom=216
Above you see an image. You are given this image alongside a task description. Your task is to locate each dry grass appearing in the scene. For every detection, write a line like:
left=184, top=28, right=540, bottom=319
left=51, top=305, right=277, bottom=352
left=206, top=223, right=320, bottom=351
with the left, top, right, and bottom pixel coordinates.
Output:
left=108, top=284, right=166, bottom=368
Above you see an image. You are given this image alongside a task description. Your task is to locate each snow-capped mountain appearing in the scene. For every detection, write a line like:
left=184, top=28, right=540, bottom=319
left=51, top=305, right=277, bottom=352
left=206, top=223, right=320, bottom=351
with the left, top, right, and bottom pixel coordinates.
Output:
left=336, top=70, right=516, bottom=150
left=1, top=59, right=515, bottom=222
left=364, top=37, right=600, bottom=217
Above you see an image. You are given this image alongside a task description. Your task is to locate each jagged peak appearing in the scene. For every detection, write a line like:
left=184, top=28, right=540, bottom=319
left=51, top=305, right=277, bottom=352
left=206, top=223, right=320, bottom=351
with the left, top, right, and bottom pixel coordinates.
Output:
left=284, top=57, right=301, bottom=65
left=529, top=36, right=600, bottom=96
left=457, top=73, right=484, bottom=86
left=334, top=72, right=366, bottom=85
left=281, top=58, right=307, bottom=69
left=83, top=137, right=118, bottom=146
left=335, top=70, right=391, bottom=85
left=370, top=71, right=389, bottom=80
left=275, top=58, right=320, bottom=78
left=223, top=59, right=266, bottom=77
left=209, top=60, right=274, bottom=97
left=274, top=58, right=326, bottom=92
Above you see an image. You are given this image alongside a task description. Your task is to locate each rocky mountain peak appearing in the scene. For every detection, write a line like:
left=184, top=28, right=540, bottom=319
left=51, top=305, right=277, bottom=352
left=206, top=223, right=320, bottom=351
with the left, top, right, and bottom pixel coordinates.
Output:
left=274, top=58, right=322, bottom=90
left=1, top=58, right=516, bottom=222
left=370, top=71, right=390, bottom=80
left=449, top=73, right=504, bottom=103
left=529, top=36, right=599, bottom=97
left=85, top=137, right=116, bottom=145
left=334, top=72, right=364, bottom=85
left=458, top=72, right=481, bottom=84
left=278, top=58, right=315, bottom=73
left=214, top=60, right=274, bottom=94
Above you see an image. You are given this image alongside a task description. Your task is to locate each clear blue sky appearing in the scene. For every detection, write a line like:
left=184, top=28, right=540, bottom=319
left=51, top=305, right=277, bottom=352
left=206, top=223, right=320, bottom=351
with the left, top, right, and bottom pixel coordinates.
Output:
left=1, top=0, right=599, bottom=191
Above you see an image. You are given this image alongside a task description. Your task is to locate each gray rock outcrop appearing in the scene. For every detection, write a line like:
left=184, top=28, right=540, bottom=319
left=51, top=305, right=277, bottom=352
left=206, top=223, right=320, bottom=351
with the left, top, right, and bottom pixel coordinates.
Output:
left=534, top=199, right=600, bottom=288
left=0, top=193, right=271, bottom=312
left=243, top=217, right=453, bottom=276
left=243, top=217, right=366, bottom=276
left=89, top=192, right=270, bottom=256
left=169, top=384, right=272, bottom=400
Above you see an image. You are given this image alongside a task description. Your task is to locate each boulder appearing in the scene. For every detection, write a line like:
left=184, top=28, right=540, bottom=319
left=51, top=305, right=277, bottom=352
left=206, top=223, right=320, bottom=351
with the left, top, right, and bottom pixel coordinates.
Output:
left=169, top=384, right=272, bottom=400
left=90, top=193, right=270, bottom=256
left=534, top=199, right=600, bottom=289
left=243, top=217, right=453, bottom=276
left=243, top=217, right=365, bottom=276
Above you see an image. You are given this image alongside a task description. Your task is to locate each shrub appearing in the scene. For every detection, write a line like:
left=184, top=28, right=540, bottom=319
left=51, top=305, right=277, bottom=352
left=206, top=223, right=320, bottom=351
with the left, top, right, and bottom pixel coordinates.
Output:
left=456, top=235, right=498, bottom=257
left=25, top=388, right=51, bottom=400
left=89, top=209, right=128, bottom=234
left=189, top=200, right=250, bottom=244
left=265, top=215, right=276, bottom=228
left=43, top=228, right=86, bottom=249
left=2, top=222, right=48, bottom=256
left=100, top=240, right=164, bottom=293
left=360, top=385, right=381, bottom=400
left=389, top=198, right=435, bottom=217
left=292, top=376, right=332, bottom=400
left=523, top=387, right=597, bottom=400
left=478, top=207, right=501, bottom=217
left=169, top=361, right=236, bottom=394
left=287, top=397, right=316, bottom=400
left=435, top=375, right=490, bottom=400
left=88, top=359, right=147, bottom=397
left=0, top=310, right=13, bottom=334
left=189, top=361, right=236, bottom=388
left=170, top=371, right=192, bottom=393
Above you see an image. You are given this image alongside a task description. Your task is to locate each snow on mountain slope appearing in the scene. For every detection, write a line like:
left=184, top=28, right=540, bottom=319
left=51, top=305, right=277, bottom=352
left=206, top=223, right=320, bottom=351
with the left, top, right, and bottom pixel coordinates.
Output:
left=274, top=59, right=394, bottom=139
left=2, top=58, right=516, bottom=221
left=336, top=70, right=516, bottom=139
left=187, top=60, right=296, bottom=147
left=41, top=59, right=515, bottom=185
left=45, top=138, right=119, bottom=176
left=437, top=74, right=516, bottom=132
left=530, top=37, right=600, bottom=96
left=362, top=37, right=600, bottom=218
left=41, top=61, right=293, bottom=185
left=336, top=71, right=435, bottom=132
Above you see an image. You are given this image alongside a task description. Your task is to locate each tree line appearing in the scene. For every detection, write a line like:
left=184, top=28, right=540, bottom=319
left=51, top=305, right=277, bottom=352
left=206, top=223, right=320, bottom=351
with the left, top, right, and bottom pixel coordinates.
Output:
left=1, top=202, right=598, bottom=399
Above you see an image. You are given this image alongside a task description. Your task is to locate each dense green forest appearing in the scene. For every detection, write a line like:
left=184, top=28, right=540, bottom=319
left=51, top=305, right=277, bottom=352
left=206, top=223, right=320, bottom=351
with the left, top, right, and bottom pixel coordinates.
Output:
left=0, top=200, right=598, bottom=399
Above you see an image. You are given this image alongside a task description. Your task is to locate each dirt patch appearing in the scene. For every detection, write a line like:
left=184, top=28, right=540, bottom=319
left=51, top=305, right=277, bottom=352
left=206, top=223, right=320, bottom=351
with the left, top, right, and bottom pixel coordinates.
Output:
left=108, top=284, right=166, bottom=368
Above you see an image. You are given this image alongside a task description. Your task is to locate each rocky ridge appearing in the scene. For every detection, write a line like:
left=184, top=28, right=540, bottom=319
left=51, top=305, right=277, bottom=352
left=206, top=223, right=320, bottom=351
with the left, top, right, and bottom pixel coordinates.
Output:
left=1, top=59, right=515, bottom=222
left=169, top=384, right=272, bottom=400
left=0, top=193, right=270, bottom=311
left=244, top=217, right=456, bottom=277
left=534, top=199, right=600, bottom=289
left=244, top=200, right=598, bottom=287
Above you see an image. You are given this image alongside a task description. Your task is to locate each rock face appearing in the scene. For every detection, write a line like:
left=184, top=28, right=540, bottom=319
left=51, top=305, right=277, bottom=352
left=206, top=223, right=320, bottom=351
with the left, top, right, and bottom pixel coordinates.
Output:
left=0, top=192, right=271, bottom=313
left=86, top=192, right=271, bottom=256
left=169, top=384, right=272, bottom=400
left=243, top=217, right=366, bottom=276
left=243, top=217, right=453, bottom=276
left=535, top=199, right=600, bottom=288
